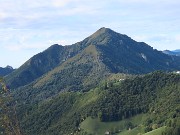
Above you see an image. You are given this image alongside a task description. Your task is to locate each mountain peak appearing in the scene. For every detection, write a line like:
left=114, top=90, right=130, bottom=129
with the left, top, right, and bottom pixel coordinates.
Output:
left=83, top=27, right=133, bottom=47
left=48, top=44, right=62, bottom=49
left=97, top=27, right=113, bottom=32
left=93, top=27, right=116, bottom=36
left=5, top=65, right=13, bottom=70
left=84, top=27, right=121, bottom=46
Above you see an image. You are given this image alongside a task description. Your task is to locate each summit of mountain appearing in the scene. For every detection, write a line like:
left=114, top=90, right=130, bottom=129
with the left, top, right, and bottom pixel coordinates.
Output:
left=79, top=27, right=135, bottom=47
left=5, top=27, right=180, bottom=90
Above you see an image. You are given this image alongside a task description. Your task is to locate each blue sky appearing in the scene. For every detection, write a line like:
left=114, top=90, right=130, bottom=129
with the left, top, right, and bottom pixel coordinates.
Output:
left=0, top=0, right=180, bottom=68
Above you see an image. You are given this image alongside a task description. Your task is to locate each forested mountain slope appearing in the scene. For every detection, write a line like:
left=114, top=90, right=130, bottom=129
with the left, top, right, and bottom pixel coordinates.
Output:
left=8, top=28, right=180, bottom=105
left=15, top=71, right=180, bottom=135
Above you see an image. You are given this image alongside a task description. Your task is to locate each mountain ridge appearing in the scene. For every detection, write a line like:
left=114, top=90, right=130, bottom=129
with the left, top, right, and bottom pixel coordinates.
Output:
left=5, top=27, right=180, bottom=90
left=0, top=65, right=14, bottom=76
left=163, top=49, right=180, bottom=56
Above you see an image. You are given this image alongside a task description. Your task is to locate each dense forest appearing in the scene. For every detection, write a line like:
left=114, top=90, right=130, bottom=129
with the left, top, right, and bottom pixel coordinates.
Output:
left=1, top=71, right=177, bottom=135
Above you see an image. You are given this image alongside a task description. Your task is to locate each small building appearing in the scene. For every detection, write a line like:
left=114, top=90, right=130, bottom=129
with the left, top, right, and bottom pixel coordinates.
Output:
left=119, top=79, right=125, bottom=81
left=105, top=131, right=110, bottom=135
left=176, top=71, right=180, bottom=74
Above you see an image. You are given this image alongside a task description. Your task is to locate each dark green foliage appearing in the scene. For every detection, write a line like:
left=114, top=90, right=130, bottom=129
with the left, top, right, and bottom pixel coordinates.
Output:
left=90, top=71, right=180, bottom=122
left=18, top=93, right=78, bottom=135
left=14, top=71, right=180, bottom=135
left=0, top=77, right=22, bottom=135
left=162, top=117, right=180, bottom=135
left=124, top=121, right=134, bottom=130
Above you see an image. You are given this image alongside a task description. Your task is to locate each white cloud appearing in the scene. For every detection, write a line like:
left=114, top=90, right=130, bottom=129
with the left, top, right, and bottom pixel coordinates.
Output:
left=0, top=0, right=102, bottom=30
left=4, top=42, right=50, bottom=52
left=117, top=0, right=179, bottom=4
left=5, top=45, right=23, bottom=52
left=175, top=35, right=180, bottom=42
left=51, top=0, right=75, bottom=7
left=0, top=12, right=8, bottom=20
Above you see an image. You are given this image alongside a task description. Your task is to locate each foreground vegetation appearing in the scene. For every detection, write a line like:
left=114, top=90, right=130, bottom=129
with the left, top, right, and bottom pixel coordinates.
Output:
left=9, top=71, right=178, bottom=135
left=0, top=77, right=22, bottom=135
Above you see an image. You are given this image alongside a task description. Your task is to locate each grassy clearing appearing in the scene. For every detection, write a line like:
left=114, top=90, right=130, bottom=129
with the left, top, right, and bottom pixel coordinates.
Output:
left=117, top=126, right=144, bottom=135
left=143, top=126, right=166, bottom=135
left=80, top=114, right=147, bottom=135
left=116, top=126, right=166, bottom=135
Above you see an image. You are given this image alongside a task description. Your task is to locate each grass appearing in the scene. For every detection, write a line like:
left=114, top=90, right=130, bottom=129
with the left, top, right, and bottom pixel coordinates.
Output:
left=144, top=126, right=166, bottom=135
left=75, top=89, right=100, bottom=108
left=117, top=126, right=144, bottom=135
left=117, top=126, right=166, bottom=135
left=80, top=114, right=147, bottom=135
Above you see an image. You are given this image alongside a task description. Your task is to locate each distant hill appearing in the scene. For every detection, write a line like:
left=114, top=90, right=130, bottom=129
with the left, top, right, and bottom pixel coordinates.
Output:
left=163, top=49, right=180, bottom=56
left=5, top=27, right=180, bottom=92
left=0, top=65, right=14, bottom=76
